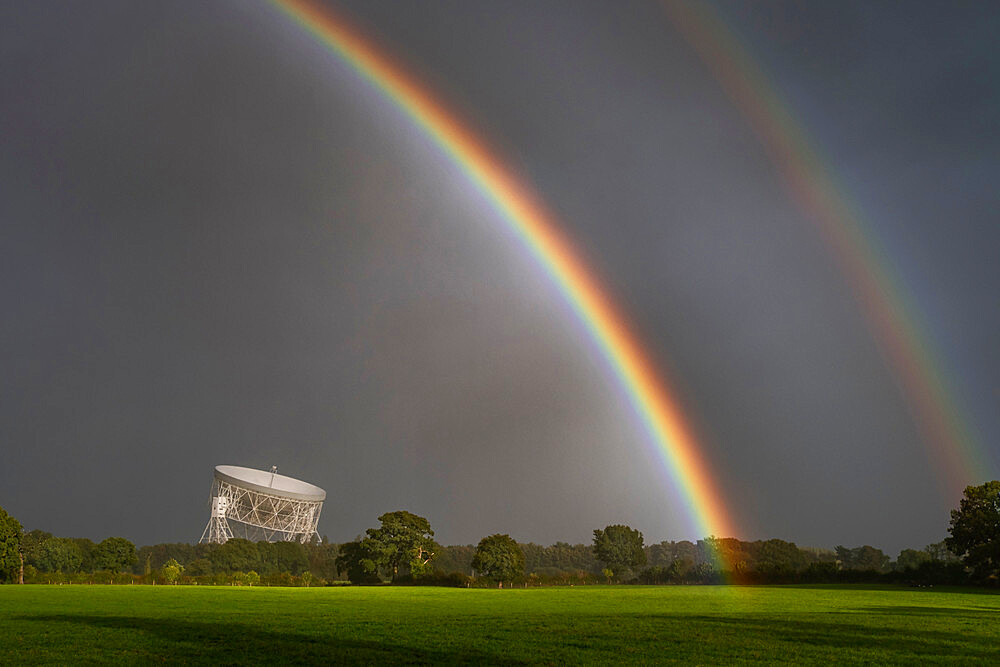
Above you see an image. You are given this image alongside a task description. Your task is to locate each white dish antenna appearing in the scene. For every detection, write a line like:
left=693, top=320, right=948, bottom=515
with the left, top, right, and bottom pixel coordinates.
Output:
left=200, top=465, right=325, bottom=544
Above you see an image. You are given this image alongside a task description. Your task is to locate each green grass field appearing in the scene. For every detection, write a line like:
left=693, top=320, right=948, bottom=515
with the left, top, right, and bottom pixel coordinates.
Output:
left=2, top=584, right=998, bottom=664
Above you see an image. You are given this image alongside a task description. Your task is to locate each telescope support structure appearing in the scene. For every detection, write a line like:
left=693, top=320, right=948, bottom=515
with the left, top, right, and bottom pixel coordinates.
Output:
left=199, top=468, right=324, bottom=544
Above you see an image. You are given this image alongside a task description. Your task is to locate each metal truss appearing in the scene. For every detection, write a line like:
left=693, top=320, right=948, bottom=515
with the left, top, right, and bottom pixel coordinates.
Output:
left=199, top=478, right=323, bottom=544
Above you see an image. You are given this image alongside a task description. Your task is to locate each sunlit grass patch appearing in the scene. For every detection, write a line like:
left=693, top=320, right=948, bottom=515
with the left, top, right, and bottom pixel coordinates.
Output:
left=1, top=584, right=998, bottom=664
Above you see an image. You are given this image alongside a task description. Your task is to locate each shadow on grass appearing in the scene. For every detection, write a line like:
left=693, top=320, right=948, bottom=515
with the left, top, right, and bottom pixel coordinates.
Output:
left=858, top=605, right=1000, bottom=617
left=775, top=583, right=1000, bottom=596
left=676, top=614, right=1000, bottom=659
left=18, top=614, right=526, bottom=665
left=16, top=610, right=1000, bottom=663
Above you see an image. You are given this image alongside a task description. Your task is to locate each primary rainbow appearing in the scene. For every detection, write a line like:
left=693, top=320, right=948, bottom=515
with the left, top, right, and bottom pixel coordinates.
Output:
left=663, top=1, right=986, bottom=495
left=268, top=0, right=738, bottom=543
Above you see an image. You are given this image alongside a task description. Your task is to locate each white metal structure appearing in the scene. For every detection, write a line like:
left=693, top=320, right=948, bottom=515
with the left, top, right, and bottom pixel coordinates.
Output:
left=199, top=465, right=326, bottom=544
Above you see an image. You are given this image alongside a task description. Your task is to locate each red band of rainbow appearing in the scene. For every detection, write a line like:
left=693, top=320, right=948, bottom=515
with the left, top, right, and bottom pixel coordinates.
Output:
left=269, top=0, right=738, bottom=546
left=664, top=0, right=985, bottom=498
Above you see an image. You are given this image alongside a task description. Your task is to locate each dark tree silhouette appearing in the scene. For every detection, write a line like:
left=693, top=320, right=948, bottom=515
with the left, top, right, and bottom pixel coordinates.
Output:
left=946, top=481, right=1000, bottom=581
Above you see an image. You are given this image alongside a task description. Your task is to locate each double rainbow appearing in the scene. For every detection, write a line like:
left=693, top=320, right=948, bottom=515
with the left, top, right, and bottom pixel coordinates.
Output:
left=269, top=0, right=737, bottom=542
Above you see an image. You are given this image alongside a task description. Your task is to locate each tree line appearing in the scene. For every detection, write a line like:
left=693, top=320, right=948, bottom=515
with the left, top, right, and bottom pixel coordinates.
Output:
left=1, top=480, right=998, bottom=587
left=11, top=530, right=341, bottom=586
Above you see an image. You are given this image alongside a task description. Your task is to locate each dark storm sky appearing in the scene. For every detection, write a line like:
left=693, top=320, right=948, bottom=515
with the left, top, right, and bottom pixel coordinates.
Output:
left=2, top=1, right=997, bottom=555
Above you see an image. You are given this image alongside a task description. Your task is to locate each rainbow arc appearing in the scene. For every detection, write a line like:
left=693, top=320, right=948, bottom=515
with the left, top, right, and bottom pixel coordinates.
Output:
left=663, top=0, right=986, bottom=496
left=270, top=0, right=738, bottom=544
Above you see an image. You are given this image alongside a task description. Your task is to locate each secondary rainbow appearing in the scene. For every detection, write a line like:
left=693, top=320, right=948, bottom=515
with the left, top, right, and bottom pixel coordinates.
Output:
left=269, top=0, right=738, bottom=542
left=664, top=1, right=986, bottom=496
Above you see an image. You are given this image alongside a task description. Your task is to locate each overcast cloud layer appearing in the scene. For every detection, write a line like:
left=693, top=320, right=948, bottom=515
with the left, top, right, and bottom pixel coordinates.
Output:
left=2, top=1, right=997, bottom=555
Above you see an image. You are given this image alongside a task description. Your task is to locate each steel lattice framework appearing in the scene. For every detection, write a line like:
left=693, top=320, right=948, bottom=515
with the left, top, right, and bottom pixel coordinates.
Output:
left=200, top=465, right=325, bottom=544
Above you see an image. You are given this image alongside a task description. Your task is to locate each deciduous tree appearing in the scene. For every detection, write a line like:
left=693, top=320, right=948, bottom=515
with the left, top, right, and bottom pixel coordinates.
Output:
left=20, top=529, right=52, bottom=570
left=0, top=506, right=23, bottom=584
left=210, top=538, right=261, bottom=574
left=257, top=540, right=309, bottom=576
left=37, top=537, right=83, bottom=573
left=335, top=540, right=380, bottom=584
left=755, top=539, right=806, bottom=577
left=162, top=558, right=183, bottom=584
left=363, top=511, right=437, bottom=581
left=471, top=534, right=525, bottom=587
left=592, top=525, right=646, bottom=579
left=94, top=537, right=138, bottom=574
left=71, top=538, right=97, bottom=573
left=946, top=480, right=1000, bottom=580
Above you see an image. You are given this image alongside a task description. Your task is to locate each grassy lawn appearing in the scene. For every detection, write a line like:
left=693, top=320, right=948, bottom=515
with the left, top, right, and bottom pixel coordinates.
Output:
left=1, top=584, right=998, bottom=664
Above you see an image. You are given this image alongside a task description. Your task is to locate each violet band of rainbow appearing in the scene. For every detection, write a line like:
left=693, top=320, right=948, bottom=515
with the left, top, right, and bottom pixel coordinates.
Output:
left=269, top=0, right=738, bottom=547
left=662, top=0, right=985, bottom=498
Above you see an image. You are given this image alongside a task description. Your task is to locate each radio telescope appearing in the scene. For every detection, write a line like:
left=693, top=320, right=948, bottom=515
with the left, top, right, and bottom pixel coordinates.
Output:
left=199, top=465, right=326, bottom=544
